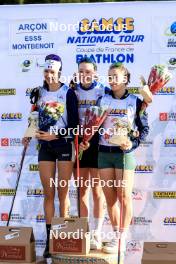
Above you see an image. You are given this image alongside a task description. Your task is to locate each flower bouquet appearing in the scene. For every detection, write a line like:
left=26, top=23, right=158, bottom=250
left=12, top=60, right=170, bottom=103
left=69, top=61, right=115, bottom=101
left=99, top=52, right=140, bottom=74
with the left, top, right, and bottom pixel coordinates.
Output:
left=108, top=118, right=133, bottom=146
left=79, top=105, right=109, bottom=159
left=38, top=101, right=65, bottom=131
left=139, top=65, right=172, bottom=113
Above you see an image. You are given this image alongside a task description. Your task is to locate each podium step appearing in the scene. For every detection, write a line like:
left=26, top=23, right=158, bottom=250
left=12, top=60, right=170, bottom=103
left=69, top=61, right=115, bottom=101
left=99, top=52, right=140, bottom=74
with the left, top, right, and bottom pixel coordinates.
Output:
left=52, top=250, right=118, bottom=264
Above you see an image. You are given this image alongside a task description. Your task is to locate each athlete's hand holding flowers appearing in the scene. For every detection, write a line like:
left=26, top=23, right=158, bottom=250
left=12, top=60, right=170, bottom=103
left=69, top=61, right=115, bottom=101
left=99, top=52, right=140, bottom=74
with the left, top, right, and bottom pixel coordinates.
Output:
left=79, top=141, right=90, bottom=152
left=139, top=64, right=172, bottom=114
left=120, top=140, right=133, bottom=151
left=78, top=105, right=109, bottom=159
left=35, top=130, right=58, bottom=141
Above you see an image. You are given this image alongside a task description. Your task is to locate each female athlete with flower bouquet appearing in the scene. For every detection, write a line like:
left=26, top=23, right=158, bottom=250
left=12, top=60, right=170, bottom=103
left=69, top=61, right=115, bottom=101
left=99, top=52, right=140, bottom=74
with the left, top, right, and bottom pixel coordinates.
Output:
left=22, top=54, right=79, bottom=258
left=80, top=63, right=149, bottom=263
left=70, top=57, right=110, bottom=250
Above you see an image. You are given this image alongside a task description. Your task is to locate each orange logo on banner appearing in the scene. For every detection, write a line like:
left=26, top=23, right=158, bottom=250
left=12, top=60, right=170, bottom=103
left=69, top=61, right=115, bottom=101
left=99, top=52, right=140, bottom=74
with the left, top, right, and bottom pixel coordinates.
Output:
left=1, top=138, right=9, bottom=146
left=1, top=213, right=8, bottom=221
left=159, top=113, right=168, bottom=121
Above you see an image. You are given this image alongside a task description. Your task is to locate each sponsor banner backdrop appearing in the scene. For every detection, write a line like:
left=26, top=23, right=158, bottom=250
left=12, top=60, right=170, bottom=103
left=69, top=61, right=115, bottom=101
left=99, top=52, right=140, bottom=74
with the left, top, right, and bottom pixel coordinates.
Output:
left=0, top=2, right=176, bottom=262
